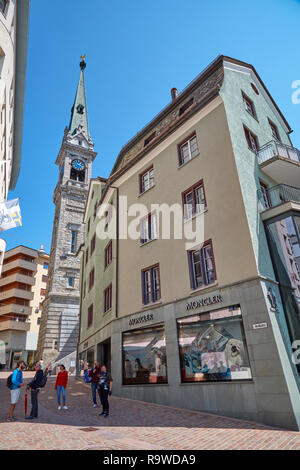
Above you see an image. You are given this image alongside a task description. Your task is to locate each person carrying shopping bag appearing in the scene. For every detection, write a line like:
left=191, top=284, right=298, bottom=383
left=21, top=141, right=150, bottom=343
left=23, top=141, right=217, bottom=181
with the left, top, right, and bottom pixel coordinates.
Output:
left=55, top=364, right=68, bottom=410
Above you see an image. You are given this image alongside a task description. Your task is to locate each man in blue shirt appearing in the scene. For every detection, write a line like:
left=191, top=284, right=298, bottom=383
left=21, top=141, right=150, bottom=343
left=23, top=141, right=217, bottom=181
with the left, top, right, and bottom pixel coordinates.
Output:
left=7, top=360, right=25, bottom=422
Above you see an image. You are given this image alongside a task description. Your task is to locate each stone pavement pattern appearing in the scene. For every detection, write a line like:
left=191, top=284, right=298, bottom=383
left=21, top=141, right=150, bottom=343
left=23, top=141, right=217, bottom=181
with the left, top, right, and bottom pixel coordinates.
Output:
left=0, top=372, right=300, bottom=450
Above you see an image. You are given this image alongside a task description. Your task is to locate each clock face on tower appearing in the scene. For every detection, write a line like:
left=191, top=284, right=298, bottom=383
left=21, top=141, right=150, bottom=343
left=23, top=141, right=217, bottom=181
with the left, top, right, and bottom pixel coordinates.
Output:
left=71, top=159, right=85, bottom=171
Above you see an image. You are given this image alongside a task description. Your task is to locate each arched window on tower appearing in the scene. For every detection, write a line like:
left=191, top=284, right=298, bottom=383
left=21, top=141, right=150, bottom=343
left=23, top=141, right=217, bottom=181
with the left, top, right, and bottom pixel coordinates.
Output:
left=70, top=159, right=86, bottom=182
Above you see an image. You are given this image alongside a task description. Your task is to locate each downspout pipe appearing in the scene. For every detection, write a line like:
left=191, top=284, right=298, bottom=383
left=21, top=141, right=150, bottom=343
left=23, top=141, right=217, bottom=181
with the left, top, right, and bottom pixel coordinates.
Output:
left=109, top=185, right=119, bottom=319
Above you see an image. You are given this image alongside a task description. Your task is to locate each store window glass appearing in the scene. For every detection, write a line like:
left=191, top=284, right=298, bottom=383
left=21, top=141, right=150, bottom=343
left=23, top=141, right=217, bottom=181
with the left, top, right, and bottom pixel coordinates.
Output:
left=123, top=325, right=167, bottom=385
left=265, top=214, right=300, bottom=360
left=86, top=347, right=95, bottom=369
left=178, top=306, right=252, bottom=382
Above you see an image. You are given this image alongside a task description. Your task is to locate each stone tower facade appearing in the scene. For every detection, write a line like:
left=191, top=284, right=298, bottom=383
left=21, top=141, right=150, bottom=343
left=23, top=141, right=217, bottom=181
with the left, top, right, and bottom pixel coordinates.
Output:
left=36, top=58, right=97, bottom=366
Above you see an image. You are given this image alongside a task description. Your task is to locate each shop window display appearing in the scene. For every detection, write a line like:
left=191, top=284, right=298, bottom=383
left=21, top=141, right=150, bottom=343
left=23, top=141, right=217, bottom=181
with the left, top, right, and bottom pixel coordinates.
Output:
left=123, top=325, right=168, bottom=385
left=178, top=306, right=252, bottom=382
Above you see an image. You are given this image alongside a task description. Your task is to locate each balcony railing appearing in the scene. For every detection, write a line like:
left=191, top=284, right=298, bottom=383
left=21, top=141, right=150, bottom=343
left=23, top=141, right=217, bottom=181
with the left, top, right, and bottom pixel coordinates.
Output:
left=257, top=140, right=300, bottom=165
left=258, top=184, right=300, bottom=212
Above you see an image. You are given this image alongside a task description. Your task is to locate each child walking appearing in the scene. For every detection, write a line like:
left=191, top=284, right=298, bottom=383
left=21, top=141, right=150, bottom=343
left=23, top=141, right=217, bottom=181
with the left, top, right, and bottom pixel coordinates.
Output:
left=55, top=364, right=68, bottom=410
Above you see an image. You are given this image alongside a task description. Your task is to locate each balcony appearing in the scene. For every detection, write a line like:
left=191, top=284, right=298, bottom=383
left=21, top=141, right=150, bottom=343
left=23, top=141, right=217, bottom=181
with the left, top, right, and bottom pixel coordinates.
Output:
left=0, top=304, right=32, bottom=316
left=0, top=319, right=30, bottom=332
left=0, top=273, right=35, bottom=288
left=257, top=141, right=300, bottom=186
left=1, top=258, right=37, bottom=275
left=258, top=184, right=300, bottom=221
left=0, top=288, right=34, bottom=302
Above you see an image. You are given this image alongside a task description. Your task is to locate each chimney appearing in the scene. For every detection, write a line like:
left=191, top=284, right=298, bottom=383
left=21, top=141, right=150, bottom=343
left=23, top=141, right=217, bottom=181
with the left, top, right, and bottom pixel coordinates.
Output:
left=171, top=88, right=178, bottom=101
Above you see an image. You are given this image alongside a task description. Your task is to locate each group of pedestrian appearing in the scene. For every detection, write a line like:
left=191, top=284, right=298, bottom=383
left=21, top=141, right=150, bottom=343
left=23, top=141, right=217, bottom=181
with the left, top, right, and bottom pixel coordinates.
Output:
left=7, top=359, right=113, bottom=421
left=6, top=361, right=69, bottom=421
left=84, top=361, right=113, bottom=418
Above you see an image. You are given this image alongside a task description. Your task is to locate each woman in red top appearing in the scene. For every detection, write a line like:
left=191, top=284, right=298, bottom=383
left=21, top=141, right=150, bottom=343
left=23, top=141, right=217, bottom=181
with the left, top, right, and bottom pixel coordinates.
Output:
left=55, top=364, right=68, bottom=410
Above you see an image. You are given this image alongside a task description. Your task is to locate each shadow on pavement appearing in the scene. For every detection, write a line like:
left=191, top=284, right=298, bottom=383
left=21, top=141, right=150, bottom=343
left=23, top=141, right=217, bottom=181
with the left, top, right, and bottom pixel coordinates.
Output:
left=0, top=375, right=287, bottom=432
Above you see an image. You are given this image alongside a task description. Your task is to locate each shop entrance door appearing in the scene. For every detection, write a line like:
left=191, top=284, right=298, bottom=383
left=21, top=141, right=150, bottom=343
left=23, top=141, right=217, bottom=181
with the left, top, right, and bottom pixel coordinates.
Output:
left=97, top=338, right=111, bottom=372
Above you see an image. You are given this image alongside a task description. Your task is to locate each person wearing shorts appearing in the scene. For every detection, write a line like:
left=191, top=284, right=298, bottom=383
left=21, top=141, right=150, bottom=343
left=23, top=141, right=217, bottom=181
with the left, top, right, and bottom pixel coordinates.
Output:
left=7, top=361, right=25, bottom=422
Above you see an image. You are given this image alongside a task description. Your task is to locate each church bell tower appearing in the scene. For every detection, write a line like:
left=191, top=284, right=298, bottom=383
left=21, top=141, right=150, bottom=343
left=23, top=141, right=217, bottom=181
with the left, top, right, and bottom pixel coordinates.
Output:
left=36, top=57, right=97, bottom=366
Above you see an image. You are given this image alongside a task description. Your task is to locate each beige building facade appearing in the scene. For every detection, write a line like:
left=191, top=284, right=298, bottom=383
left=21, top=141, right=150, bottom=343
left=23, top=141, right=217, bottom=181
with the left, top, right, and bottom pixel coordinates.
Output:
left=0, top=244, right=49, bottom=368
left=78, top=56, right=300, bottom=430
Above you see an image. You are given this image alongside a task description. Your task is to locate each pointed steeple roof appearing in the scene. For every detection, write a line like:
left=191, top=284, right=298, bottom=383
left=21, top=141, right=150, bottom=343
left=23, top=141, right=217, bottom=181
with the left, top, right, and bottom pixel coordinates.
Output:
left=69, top=56, right=90, bottom=139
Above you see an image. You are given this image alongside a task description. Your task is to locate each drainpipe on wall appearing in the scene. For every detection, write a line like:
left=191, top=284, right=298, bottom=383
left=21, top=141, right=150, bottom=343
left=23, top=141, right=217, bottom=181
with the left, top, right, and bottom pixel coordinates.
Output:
left=109, top=185, right=119, bottom=319
left=76, top=244, right=85, bottom=377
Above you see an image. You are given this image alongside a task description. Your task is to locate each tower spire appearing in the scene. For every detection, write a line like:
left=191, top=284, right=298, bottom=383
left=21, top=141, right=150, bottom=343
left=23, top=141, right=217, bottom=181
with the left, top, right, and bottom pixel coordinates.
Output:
left=68, top=55, right=90, bottom=139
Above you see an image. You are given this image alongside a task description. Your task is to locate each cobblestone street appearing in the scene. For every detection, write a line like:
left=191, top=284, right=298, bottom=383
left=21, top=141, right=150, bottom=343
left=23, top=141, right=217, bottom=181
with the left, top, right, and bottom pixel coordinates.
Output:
left=1, top=372, right=300, bottom=450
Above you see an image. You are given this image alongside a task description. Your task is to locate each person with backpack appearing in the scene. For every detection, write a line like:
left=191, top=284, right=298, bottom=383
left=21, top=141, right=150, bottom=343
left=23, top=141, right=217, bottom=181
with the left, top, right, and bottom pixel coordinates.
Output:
left=88, top=361, right=101, bottom=408
left=7, top=360, right=25, bottom=422
left=98, top=365, right=113, bottom=418
left=25, top=362, right=46, bottom=420
left=55, top=364, right=68, bottom=410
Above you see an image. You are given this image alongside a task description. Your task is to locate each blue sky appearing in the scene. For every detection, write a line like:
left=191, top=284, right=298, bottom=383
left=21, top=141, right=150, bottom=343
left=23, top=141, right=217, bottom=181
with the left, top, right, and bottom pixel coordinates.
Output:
left=2, top=0, right=300, bottom=251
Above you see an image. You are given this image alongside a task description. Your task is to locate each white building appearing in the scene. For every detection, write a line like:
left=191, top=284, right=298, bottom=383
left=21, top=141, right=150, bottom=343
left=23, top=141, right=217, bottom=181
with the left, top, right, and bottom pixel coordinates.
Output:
left=0, top=0, right=30, bottom=275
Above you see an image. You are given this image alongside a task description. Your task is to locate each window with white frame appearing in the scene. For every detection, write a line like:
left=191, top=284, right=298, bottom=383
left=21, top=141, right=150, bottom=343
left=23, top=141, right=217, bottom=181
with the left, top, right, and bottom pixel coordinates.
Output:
left=140, top=212, right=158, bottom=244
left=178, top=134, right=199, bottom=166
left=188, top=241, right=216, bottom=289
left=182, top=180, right=206, bottom=220
left=142, top=264, right=161, bottom=305
left=140, top=167, right=154, bottom=194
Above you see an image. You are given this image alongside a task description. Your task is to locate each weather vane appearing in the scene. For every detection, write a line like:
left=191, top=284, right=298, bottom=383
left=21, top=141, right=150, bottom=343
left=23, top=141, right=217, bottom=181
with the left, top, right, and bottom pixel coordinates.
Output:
left=80, top=54, right=87, bottom=70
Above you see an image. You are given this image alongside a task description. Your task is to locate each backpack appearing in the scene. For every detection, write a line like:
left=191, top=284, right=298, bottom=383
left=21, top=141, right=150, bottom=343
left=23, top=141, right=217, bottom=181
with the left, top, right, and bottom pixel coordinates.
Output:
left=39, top=373, right=48, bottom=388
left=6, top=373, right=13, bottom=390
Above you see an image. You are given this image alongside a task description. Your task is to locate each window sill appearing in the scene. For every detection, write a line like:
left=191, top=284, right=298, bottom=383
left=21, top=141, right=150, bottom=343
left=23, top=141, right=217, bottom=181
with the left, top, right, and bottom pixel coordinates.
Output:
left=180, top=379, right=253, bottom=385
left=122, top=383, right=169, bottom=387
left=104, top=308, right=112, bottom=315
left=141, top=300, right=162, bottom=310
left=178, top=153, right=199, bottom=169
left=138, top=184, right=155, bottom=198
left=189, top=281, right=218, bottom=295
left=184, top=208, right=207, bottom=223
left=140, top=238, right=157, bottom=247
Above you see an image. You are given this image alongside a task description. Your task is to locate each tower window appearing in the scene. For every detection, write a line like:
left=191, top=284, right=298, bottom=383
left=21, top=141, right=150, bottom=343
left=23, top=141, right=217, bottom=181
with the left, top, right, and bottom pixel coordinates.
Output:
left=70, top=167, right=85, bottom=182
left=68, top=277, right=74, bottom=287
left=70, top=230, right=77, bottom=254
left=70, top=159, right=86, bottom=182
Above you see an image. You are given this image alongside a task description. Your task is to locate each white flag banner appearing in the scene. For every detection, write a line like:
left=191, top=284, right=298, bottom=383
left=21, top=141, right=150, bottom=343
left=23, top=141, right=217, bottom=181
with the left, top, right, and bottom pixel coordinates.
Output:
left=0, top=198, right=22, bottom=232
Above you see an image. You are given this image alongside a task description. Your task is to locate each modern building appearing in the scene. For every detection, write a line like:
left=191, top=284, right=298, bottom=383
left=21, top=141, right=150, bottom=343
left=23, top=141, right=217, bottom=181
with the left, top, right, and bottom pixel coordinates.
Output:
left=0, top=244, right=49, bottom=368
left=0, top=0, right=30, bottom=272
left=78, top=55, right=300, bottom=430
left=27, top=244, right=49, bottom=364
left=36, top=58, right=97, bottom=369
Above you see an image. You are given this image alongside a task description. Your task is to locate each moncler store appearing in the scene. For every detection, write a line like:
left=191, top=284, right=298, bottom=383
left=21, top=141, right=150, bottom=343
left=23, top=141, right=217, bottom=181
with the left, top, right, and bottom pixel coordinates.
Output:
left=107, top=279, right=300, bottom=430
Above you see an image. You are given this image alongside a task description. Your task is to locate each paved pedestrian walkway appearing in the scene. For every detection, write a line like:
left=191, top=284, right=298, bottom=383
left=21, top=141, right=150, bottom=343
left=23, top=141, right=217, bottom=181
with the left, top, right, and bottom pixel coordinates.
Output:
left=0, top=371, right=300, bottom=450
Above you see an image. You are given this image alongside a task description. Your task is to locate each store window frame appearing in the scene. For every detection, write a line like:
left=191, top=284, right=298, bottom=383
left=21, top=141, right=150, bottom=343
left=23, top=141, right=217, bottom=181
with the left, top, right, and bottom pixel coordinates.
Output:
left=177, top=305, right=253, bottom=384
left=122, top=323, right=168, bottom=386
